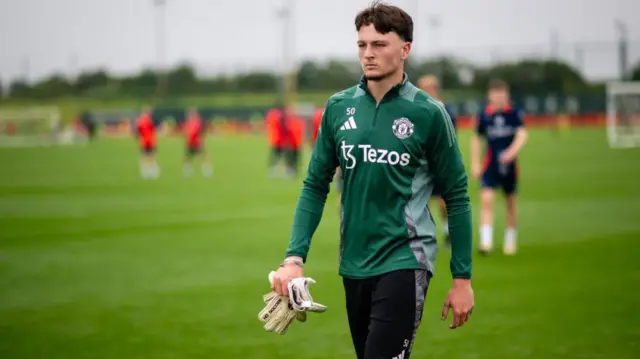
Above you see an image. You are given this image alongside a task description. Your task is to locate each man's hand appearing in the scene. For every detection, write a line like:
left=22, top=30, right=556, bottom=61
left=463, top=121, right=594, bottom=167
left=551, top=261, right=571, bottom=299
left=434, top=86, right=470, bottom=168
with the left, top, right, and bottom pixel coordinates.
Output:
left=259, top=264, right=327, bottom=335
left=271, top=256, right=304, bottom=296
left=498, top=150, right=516, bottom=165
left=499, top=128, right=527, bottom=165
left=442, top=279, right=474, bottom=329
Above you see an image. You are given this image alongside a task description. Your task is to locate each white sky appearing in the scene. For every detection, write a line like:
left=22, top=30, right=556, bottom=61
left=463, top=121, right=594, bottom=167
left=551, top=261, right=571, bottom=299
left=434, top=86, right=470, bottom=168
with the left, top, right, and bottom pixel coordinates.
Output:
left=0, top=0, right=639, bottom=82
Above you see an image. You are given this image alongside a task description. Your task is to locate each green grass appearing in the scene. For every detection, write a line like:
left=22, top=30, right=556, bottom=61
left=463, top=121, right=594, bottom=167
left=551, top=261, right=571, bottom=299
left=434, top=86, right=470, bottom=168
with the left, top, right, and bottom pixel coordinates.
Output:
left=0, top=128, right=638, bottom=359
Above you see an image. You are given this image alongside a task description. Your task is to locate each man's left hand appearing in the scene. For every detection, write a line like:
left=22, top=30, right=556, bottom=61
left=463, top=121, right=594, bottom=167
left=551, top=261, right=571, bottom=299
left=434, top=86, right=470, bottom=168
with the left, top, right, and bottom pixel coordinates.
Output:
left=442, top=279, right=474, bottom=329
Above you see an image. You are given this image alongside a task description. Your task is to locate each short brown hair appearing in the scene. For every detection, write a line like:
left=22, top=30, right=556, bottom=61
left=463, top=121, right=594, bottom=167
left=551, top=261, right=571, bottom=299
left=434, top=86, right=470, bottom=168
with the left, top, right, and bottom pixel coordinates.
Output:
left=355, top=1, right=413, bottom=43
left=489, top=79, right=509, bottom=91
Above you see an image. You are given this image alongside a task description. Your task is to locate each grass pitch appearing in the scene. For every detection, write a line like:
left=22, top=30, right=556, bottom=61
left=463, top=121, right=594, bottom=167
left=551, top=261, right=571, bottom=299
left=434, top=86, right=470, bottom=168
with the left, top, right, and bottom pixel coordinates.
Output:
left=0, top=128, right=638, bottom=359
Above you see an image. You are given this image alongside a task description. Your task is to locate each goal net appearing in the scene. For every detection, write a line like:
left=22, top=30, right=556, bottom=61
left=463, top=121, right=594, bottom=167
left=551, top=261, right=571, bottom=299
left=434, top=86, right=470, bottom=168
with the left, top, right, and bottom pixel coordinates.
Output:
left=606, top=81, right=640, bottom=148
left=0, top=107, right=65, bottom=147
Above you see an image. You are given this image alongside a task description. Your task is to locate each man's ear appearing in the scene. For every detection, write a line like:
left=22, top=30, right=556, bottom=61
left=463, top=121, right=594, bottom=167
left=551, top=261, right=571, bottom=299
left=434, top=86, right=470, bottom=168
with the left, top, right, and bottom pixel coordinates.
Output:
left=401, top=42, right=411, bottom=60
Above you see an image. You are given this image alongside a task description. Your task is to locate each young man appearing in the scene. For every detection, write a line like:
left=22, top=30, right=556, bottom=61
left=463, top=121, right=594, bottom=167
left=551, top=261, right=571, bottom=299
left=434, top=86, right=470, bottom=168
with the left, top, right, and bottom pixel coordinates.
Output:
left=270, top=3, right=474, bottom=359
left=471, top=79, right=528, bottom=255
left=418, top=74, right=458, bottom=247
left=182, top=107, right=213, bottom=177
left=135, top=106, right=159, bottom=179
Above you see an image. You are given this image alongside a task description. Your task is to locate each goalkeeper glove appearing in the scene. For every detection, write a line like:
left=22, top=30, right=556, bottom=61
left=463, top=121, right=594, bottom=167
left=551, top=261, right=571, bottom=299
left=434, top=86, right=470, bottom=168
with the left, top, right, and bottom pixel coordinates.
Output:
left=257, top=272, right=327, bottom=334
left=262, top=291, right=307, bottom=322
left=258, top=293, right=298, bottom=334
left=267, top=271, right=327, bottom=313
left=287, top=277, right=328, bottom=313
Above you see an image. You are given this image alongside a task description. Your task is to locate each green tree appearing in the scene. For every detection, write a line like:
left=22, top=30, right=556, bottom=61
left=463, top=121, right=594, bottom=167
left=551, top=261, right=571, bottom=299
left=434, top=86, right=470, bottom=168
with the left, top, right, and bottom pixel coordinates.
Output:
left=414, top=57, right=465, bottom=89
left=31, top=74, right=72, bottom=99
left=74, top=69, right=110, bottom=95
left=315, top=60, right=359, bottom=90
left=472, top=59, right=587, bottom=95
left=8, top=80, right=31, bottom=98
left=235, top=72, right=278, bottom=92
left=167, top=63, right=198, bottom=95
left=630, top=61, right=640, bottom=81
left=297, top=60, right=321, bottom=91
left=119, top=69, right=158, bottom=96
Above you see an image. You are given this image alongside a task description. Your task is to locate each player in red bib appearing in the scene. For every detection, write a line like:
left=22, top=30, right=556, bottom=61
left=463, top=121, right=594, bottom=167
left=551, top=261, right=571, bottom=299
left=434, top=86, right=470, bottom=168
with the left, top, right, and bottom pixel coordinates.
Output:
left=285, top=112, right=305, bottom=178
left=135, top=106, right=160, bottom=179
left=266, top=104, right=296, bottom=178
left=182, top=107, right=213, bottom=177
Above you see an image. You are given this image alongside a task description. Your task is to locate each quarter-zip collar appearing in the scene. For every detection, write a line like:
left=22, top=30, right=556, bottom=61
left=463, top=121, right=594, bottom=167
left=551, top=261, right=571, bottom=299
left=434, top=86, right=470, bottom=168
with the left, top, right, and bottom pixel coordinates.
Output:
left=358, top=72, right=409, bottom=105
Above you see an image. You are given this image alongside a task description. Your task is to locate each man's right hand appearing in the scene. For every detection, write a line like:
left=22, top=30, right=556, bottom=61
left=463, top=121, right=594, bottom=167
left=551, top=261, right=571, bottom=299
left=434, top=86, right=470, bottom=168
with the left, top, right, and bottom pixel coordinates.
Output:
left=271, top=257, right=304, bottom=296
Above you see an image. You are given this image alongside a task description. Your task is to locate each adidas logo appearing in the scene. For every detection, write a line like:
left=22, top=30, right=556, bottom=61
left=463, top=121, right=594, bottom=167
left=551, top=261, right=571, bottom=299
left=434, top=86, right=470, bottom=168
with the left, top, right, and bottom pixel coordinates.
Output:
left=339, top=116, right=357, bottom=130
left=392, top=350, right=406, bottom=359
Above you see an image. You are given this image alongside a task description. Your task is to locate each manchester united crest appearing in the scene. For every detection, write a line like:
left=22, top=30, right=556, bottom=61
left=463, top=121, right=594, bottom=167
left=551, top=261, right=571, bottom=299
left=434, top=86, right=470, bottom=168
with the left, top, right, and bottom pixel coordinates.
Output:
left=392, top=117, right=414, bottom=139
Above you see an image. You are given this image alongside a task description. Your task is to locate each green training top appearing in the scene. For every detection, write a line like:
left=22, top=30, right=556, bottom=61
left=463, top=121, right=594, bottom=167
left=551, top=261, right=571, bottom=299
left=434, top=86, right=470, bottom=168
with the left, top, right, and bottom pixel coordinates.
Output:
left=285, top=74, right=472, bottom=279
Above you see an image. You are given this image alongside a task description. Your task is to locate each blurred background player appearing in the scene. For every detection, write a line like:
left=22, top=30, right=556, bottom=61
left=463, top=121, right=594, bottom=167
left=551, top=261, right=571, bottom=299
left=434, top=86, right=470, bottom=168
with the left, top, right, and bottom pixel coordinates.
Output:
left=135, top=106, right=159, bottom=179
left=418, top=74, right=458, bottom=247
left=182, top=107, right=213, bottom=177
left=285, top=109, right=304, bottom=178
left=265, top=103, right=289, bottom=178
left=265, top=103, right=300, bottom=178
left=471, top=79, right=529, bottom=255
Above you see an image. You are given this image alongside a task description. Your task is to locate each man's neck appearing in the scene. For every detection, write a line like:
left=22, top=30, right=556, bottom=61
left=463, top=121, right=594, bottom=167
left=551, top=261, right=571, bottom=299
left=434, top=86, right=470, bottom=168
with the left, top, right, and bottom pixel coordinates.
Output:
left=367, top=70, right=404, bottom=103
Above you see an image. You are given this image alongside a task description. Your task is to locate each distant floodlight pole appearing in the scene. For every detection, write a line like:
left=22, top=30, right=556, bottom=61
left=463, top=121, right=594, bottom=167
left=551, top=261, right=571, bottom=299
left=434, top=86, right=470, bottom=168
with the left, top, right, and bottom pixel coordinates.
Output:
left=288, top=0, right=297, bottom=107
left=154, top=0, right=168, bottom=97
left=426, top=15, right=442, bottom=83
left=615, top=19, right=629, bottom=80
left=426, top=15, right=441, bottom=56
left=276, top=0, right=296, bottom=107
left=275, top=6, right=286, bottom=104
left=550, top=28, right=560, bottom=59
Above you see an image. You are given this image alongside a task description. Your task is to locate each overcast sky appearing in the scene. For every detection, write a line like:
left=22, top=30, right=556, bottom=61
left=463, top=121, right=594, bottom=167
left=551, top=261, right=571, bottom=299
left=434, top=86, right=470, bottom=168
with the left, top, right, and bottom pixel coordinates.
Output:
left=0, top=0, right=639, bottom=83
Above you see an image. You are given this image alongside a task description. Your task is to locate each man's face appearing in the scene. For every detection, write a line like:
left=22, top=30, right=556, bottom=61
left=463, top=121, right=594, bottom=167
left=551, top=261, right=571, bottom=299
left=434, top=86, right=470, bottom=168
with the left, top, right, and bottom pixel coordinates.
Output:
left=488, top=88, right=509, bottom=108
left=357, top=24, right=409, bottom=81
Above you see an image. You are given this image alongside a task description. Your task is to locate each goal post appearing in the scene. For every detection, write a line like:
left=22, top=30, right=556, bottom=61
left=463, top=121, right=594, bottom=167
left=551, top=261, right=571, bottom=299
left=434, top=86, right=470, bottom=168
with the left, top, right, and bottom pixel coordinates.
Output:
left=0, top=106, right=68, bottom=147
left=606, top=81, right=640, bottom=149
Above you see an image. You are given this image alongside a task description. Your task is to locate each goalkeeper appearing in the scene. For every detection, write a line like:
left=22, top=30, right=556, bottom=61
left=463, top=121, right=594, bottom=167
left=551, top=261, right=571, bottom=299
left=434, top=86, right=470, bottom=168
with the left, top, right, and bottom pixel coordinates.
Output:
left=270, top=2, right=474, bottom=359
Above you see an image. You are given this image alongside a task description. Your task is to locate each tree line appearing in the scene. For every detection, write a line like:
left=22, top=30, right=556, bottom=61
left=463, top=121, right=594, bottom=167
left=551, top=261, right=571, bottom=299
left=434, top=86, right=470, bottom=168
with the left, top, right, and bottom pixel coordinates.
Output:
left=3, top=57, right=640, bottom=100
